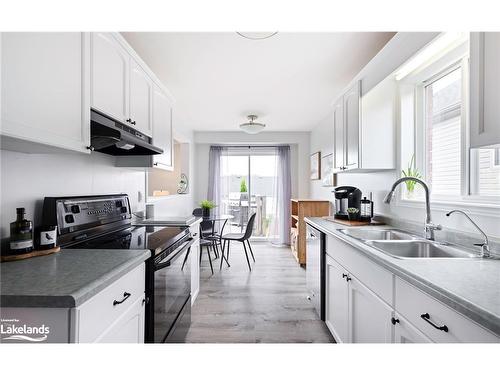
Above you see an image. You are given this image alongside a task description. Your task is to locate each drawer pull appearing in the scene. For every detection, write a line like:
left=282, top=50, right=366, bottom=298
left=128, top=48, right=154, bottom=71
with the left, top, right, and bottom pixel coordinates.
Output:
left=342, top=273, right=348, bottom=279
left=391, top=317, right=400, bottom=325
left=420, top=313, right=448, bottom=332
left=113, top=292, right=131, bottom=306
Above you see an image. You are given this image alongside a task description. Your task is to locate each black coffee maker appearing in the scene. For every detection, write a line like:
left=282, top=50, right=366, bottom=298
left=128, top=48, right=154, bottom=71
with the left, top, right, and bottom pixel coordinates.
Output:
left=333, top=186, right=362, bottom=220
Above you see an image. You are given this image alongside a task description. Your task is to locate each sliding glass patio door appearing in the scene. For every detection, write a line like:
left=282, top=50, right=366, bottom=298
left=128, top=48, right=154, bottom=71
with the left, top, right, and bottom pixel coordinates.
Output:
left=220, top=148, right=278, bottom=240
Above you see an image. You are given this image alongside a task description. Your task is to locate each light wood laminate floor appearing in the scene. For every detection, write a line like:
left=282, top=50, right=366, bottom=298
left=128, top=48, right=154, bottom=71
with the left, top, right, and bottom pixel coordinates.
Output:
left=185, top=242, right=334, bottom=343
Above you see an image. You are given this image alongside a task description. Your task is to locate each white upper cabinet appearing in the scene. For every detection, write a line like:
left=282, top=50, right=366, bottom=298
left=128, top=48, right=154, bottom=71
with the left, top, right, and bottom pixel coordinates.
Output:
left=129, top=60, right=153, bottom=136
left=359, top=77, right=396, bottom=169
left=333, top=98, right=344, bottom=170
left=344, top=82, right=360, bottom=169
left=91, top=32, right=129, bottom=124
left=470, top=32, right=500, bottom=148
left=152, top=84, right=173, bottom=169
left=332, top=79, right=396, bottom=172
left=1, top=32, right=90, bottom=153
left=91, top=33, right=155, bottom=137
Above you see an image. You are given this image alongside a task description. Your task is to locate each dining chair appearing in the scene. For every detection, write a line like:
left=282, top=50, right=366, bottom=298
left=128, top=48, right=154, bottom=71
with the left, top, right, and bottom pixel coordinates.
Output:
left=192, top=208, right=219, bottom=258
left=220, top=213, right=256, bottom=271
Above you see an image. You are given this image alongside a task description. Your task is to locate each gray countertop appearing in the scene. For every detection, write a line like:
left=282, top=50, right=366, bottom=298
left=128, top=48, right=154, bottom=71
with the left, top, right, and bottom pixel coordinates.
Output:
left=305, top=217, right=500, bottom=336
left=1, top=248, right=150, bottom=308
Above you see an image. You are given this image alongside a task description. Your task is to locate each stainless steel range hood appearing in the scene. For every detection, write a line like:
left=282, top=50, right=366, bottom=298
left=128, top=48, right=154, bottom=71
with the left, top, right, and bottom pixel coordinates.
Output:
left=90, top=109, right=163, bottom=156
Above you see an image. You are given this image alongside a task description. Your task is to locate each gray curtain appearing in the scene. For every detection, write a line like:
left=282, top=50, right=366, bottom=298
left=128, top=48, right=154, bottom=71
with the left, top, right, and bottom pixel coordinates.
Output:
left=276, top=145, right=292, bottom=245
left=207, top=146, right=222, bottom=215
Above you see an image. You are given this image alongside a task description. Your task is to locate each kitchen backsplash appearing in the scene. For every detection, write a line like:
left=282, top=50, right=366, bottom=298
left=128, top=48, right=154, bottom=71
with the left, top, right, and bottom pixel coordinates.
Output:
left=0, top=149, right=146, bottom=240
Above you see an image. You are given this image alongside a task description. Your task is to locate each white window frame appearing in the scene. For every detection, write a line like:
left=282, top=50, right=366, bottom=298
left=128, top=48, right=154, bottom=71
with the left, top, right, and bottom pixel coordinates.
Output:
left=396, top=41, right=500, bottom=217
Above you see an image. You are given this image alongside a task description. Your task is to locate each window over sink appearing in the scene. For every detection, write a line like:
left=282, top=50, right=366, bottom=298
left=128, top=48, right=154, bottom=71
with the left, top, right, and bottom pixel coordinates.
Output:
left=398, top=32, right=500, bottom=205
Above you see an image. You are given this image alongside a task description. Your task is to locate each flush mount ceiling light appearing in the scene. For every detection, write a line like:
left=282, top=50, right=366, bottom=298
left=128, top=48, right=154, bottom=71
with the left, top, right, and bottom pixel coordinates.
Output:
left=236, top=32, right=278, bottom=40
left=239, top=115, right=266, bottom=134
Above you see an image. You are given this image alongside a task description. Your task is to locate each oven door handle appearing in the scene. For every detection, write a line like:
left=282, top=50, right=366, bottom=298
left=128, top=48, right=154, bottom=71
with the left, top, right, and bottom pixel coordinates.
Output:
left=154, top=237, right=195, bottom=271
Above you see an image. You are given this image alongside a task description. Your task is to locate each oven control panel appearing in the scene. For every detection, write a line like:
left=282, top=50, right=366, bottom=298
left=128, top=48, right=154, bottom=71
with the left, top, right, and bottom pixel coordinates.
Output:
left=42, top=195, right=131, bottom=236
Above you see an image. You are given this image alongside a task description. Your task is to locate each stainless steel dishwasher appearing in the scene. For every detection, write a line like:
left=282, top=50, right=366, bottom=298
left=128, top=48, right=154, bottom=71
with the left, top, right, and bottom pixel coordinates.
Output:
left=306, top=223, right=325, bottom=320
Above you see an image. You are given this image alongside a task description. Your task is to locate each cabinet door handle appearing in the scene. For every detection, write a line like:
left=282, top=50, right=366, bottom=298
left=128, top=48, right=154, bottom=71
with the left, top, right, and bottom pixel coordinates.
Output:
left=342, top=273, right=348, bottom=279
left=131, top=120, right=136, bottom=125
left=113, top=292, right=131, bottom=306
left=126, top=118, right=132, bottom=123
left=420, top=313, right=448, bottom=332
left=391, top=317, right=400, bottom=325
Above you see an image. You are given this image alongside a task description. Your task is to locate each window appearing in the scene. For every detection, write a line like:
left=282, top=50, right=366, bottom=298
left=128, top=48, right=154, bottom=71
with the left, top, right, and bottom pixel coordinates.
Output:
left=423, top=67, right=463, bottom=196
left=470, top=146, right=500, bottom=196
left=399, top=32, right=500, bottom=204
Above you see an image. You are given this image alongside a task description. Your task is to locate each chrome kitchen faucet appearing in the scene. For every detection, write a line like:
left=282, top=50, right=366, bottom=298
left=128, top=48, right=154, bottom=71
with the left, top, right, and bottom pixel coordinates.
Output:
left=446, top=210, right=491, bottom=258
left=383, top=177, right=442, bottom=240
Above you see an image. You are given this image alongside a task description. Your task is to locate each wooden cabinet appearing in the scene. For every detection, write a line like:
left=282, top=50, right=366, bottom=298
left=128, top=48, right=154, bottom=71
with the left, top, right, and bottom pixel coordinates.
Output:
left=1, top=32, right=90, bottom=154
left=129, top=59, right=153, bottom=136
left=470, top=32, right=500, bottom=148
left=325, top=254, right=391, bottom=343
left=325, top=255, right=349, bottom=343
left=152, top=84, right=173, bottom=169
left=91, top=32, right=130, bottom=124
left=290, top=199, right=329, bottom=265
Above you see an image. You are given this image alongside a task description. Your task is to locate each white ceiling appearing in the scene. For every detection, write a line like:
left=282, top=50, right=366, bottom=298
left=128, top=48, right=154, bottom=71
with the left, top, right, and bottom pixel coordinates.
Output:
left=122, top=32, right=395, bottom=132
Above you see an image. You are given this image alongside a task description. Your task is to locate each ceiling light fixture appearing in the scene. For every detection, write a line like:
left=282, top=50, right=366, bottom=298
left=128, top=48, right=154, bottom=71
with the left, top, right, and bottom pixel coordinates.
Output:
left=236, top=32, right=278, bottom=40
left=239, top=115, right=266, bottom=134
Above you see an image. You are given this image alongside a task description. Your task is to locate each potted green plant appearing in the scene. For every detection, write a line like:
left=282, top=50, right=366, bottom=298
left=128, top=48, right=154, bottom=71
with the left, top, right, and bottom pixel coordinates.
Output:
left=347, top=207, right=360, bottom=221
left=402, top=154, right=422, bottom=199
left=240, top=178, right=248, bottom=193
left=200, top=200, right=216, bottom=217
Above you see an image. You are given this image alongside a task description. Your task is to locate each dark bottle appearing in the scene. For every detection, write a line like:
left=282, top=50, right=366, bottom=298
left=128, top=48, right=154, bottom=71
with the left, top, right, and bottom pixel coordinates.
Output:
left=9, top=207, right=34, bottom=255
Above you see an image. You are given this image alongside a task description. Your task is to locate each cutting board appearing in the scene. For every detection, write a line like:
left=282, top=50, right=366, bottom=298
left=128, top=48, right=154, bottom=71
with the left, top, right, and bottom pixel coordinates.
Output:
left=324, top=217, right=385, bottom=226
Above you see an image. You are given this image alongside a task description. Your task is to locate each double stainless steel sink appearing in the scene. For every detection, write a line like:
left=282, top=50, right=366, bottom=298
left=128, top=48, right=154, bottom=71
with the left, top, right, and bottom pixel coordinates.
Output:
left=338, top=228, right=481, bottom=259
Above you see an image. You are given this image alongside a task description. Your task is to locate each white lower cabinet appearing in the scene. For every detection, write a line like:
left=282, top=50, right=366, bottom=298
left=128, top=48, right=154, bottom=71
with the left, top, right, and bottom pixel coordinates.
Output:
left=190, top=226, right=201, bottom=305
left=325, top=255, right=349, bottom=342
left=393, top=315, right=432, bottom=343
left=325, top=234, right=500, bottom=343
left=73, top=263, right=146, bottom=343
left=95, top=294, right=145, bottom=343
left=348, top=274, right=392, bottom=343
left=325, top=254, right=392, bottom=343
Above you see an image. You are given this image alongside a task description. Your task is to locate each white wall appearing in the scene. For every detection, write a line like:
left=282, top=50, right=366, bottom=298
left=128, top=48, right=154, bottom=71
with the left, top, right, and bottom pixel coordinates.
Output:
left=0, top=149, right=146, bottom=238
left=148, top=124, right=196, bottom=217
left=309, top=114, right=500, bottom=240
left=193, top=131, right=310, bottom=205
left=1, top=120, right=197, bottom=240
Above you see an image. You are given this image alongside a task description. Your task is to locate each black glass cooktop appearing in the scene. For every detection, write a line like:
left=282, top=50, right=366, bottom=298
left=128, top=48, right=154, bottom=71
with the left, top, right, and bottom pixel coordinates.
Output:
left=66, top=225, right=189, bottom=257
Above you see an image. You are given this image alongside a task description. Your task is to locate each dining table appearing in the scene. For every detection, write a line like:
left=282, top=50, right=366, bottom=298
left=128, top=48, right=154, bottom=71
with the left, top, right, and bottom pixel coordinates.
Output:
left=198, top=214, right=234, bottom=238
